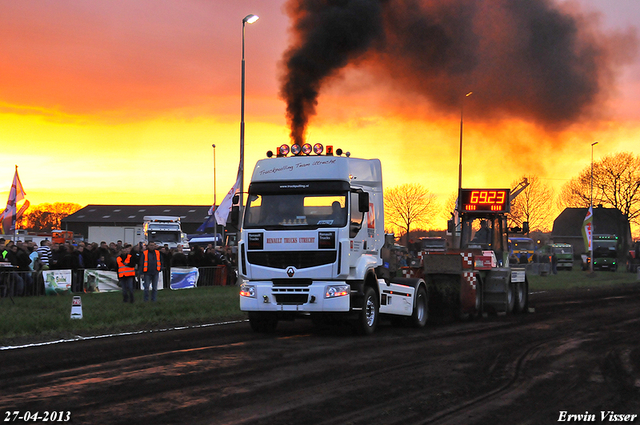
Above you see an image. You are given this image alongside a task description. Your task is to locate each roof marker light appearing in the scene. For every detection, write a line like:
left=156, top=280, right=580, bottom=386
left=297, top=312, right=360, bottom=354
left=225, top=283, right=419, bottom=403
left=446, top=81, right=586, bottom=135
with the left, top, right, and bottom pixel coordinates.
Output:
left=313, top=143, right=324, bottom=155
left=266, top=150, right=274, bottom=158
left=326, top=145, right=334, bottom=156
left=291, top=144, right=302, bottom=155
left=302, top=143, right=312, bottom=155
left=336, top=148, right=343, bottom=156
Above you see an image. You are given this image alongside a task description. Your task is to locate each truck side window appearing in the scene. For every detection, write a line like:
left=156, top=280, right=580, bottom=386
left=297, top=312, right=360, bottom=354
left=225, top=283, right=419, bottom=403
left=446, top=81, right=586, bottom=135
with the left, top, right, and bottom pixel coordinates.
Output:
left=350, top=192, right=364, bottom=238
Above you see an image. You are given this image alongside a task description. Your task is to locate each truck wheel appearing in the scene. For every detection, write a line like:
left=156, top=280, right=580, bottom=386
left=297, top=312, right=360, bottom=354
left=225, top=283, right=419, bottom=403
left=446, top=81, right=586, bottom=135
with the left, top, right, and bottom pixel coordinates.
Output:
left=411, top=286, right=428, bottom=328
left=248, top=312, right=278, bottom=333
left=473, top=279, right=483, bottom=319
left=513, top=280, right=528, bottom=314
left=506, top=283, right=516, bottom=314
left=356, top=286, right=378, bottom=335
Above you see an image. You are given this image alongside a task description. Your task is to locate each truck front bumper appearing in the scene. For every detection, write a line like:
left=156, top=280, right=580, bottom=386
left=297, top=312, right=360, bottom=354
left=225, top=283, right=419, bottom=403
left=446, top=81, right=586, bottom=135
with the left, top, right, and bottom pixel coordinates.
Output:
left=239, top=281, right=352, bottom=313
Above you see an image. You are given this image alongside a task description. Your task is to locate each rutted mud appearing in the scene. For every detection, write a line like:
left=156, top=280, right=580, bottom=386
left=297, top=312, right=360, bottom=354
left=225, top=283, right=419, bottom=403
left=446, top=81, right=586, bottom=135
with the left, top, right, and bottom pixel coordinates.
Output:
left=1, top=285, right=639, bottom=425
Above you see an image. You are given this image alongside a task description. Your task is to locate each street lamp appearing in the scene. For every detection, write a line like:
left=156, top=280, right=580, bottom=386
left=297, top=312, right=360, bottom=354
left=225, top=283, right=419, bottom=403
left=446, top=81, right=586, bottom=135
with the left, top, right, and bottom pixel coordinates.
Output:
left=212, top=144, right=217, bottom=208
left=457, top=91, right=473, bottom=193
left=590, top=141, right=598, bottom=208
left=240, top=13, right=259, bottom=213
left=590, top=141, right=598, bottom=273
left=212, top=143, right=217, bottom=247
left=456, top=91, right=473, bottom=248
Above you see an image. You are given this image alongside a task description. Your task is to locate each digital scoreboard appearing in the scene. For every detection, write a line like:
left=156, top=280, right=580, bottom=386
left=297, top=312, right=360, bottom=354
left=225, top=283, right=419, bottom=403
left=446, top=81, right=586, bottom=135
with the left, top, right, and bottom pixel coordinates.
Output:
left=459, top=189, right=510, bottom=213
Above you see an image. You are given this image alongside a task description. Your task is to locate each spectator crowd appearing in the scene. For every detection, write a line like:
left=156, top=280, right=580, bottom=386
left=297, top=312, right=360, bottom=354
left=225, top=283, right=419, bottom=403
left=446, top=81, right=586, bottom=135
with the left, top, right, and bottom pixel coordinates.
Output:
left=0, top=237, right=237, bottom=297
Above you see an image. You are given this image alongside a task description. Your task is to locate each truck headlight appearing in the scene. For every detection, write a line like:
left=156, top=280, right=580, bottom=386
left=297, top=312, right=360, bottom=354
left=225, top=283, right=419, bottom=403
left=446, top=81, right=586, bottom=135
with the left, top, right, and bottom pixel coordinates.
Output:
left=325, top=284, right=350, bottom=299
left=240, top=284, right=256, bottom=298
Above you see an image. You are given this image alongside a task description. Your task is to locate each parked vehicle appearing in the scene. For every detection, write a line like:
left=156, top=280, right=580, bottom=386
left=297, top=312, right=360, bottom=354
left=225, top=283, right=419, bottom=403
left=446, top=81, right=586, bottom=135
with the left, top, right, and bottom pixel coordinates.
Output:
left=540, top=243, right=574, bottom=270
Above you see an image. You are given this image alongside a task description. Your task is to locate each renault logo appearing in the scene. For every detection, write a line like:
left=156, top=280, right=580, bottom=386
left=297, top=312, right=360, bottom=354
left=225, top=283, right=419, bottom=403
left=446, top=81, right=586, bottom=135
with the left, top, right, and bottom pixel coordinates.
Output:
left=286, top=267, right=295, bottom=277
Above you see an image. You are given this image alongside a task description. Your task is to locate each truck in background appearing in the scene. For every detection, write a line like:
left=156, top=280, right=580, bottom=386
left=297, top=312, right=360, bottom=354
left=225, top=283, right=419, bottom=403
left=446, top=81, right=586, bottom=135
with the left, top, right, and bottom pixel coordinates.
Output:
left=508, top=237, right=535, bottom=264
left=419, top=237, right=447, bottom=253
left=540, top=243, right=574, bottom=270
left=627, top=240, right=640, bottom=273
left=237, top=144, right=428, bottom=334
left=143, top=216, right=188, bottom=249
left=582, top=234, right=619, bottom=271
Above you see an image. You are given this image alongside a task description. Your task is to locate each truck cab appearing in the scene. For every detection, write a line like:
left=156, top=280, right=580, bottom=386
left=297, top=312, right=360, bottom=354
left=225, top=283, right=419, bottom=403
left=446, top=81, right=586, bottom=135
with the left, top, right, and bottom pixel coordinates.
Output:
left=583, top=234, right=619, bottom=271
left=143, top=216, right=186, bottom=249
left=508, top=237, right=536, bottom=264
left=238, top=144, right=427, bottom=334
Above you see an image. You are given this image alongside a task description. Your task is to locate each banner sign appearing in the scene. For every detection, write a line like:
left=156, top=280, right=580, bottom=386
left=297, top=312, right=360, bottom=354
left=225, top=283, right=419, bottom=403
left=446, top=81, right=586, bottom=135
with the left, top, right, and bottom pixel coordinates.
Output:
left=170, top=267, right=199, bottom=290
left=582, top=206, right=593, bottom=252
left=43, top=270, right=72, bottom=295
left=84, top=270, right=119, bottom=292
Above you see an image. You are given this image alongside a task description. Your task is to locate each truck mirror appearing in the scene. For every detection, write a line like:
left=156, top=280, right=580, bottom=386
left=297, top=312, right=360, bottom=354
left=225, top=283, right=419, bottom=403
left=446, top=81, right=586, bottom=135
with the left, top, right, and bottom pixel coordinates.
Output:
left=447, top=220, right=455, bottom=233
left=232, top=194, right=239, bottom=205
left=523, top=222, right=530, bottom=234
left=231, top=206, right=239, bottom=225
left=359, top=192, right=370, bottom=213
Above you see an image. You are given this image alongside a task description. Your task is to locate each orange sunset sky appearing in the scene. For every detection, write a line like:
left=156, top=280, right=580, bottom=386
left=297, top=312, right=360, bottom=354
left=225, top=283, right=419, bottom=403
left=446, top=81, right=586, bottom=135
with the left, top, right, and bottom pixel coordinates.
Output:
left=1, top=0, right=639, bottom=232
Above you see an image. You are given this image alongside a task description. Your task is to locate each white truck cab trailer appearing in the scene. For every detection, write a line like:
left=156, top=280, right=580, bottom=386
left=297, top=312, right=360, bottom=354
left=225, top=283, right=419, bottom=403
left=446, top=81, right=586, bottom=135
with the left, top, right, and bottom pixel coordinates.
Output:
left=238, top=145, right=427, bottom=334
left=143, top=216, right=187, bottom=249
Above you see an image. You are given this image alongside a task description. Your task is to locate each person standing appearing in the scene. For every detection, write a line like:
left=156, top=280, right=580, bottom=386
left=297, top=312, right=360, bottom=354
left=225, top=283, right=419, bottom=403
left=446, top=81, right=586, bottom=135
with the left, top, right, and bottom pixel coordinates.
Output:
left=117, top=244, right=135, bottom=303
left=140, top=242, right=162, bottom=302
left=37, top=239, right=52, bottom=270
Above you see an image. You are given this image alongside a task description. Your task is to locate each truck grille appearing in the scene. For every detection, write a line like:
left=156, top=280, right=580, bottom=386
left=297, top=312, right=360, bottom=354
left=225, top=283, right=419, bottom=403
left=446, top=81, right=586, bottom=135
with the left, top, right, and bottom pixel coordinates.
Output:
left=247, top=251, right=336, bottom=269
left=273, top=287, right=310, bottom=305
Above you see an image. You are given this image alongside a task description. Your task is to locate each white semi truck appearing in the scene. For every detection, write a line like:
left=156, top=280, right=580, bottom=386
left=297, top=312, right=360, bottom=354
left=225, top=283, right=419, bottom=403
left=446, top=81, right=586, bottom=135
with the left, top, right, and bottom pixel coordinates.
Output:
left=143, top=216, right=188, bottom=249
left=237, top=144, right=427, bottom=334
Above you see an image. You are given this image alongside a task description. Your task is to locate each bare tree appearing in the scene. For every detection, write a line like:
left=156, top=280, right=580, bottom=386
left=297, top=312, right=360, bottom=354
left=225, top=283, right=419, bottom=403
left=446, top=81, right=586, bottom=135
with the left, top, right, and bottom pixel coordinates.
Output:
left=558, top=152, right=640, bottom=226
left=18, top=202, right=82, bottom=231
left=440, top=192, right=458, bottom=226
left=384, top=183, right=438, bottom=244
left=508, top=175, right=555, bottom=232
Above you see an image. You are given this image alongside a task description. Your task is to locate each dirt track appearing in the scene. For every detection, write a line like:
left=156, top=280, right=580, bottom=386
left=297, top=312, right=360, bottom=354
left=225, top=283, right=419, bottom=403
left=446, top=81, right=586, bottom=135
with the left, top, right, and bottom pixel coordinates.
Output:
left=1, top=284, right=640, bottom=425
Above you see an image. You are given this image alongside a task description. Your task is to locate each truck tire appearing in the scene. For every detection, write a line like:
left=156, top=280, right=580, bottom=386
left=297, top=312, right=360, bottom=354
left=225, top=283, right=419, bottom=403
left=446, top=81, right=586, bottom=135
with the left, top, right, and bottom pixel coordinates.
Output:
left=506, top=283, right=516, bottom=314
left=411, top=286, right=428, bottom=328
left=248, top=312, right=278, bottom=333
left=513, top=280, right=528, bottom=314
left=472, top=278, right=483, bottom=319
left=356, top=286, right=379, bottom=335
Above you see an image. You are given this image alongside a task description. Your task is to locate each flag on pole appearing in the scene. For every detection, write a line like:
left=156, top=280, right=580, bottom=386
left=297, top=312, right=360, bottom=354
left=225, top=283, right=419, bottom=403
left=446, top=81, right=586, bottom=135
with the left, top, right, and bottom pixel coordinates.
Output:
left=196, top=167, right=242, bottom=232
left=582, top=205, right=593, bottom=252
left=1, top=166, right=27, bottom=235
left=214, top=168, right=242, bottom=226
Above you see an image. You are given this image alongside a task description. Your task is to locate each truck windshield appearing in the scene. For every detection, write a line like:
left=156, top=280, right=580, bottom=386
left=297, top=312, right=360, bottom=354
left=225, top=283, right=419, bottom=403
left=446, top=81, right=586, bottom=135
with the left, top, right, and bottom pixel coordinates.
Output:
left=594, top=242, right=617, bottom=258
left=552, top=246, right=573, bottom=255
left=148, top=231, right=181, bottom=243
left=512, top=239, right=534, bottom=251
left=244, top=193, right=348, bottom=229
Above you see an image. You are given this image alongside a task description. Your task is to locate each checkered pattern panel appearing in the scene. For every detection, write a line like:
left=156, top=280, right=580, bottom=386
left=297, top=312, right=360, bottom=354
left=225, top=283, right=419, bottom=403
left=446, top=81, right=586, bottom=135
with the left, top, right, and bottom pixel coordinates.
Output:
left=463, top=271, right=477, bottom=290
left=460, top=252, right=473, bottom=268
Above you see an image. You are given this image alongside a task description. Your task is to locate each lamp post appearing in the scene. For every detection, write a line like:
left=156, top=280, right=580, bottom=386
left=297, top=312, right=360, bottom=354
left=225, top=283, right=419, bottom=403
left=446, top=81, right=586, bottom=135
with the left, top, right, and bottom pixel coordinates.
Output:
left=456, top=91, right=473, bottom=248
left=240, top=13, right=259, bottom=214
left=212, top=144, right=217, bottom=208
left=457, top=91, right=473, bottom=193
left=212, top=143, right=217, bottom=248
left=590, top=141, right=598, bottom=273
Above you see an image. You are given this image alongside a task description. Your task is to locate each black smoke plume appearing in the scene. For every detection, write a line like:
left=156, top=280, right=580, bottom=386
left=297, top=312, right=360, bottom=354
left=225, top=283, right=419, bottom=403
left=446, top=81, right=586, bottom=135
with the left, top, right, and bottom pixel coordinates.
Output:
left=280, top=0, right=636, bottom=143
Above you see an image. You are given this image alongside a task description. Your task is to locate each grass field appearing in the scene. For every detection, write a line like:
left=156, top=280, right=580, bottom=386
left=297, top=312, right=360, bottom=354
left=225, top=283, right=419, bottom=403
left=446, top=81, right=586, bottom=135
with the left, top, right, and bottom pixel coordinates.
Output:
left=0, top=286, right=244, bottom=346
left=2, top=267, right=638, bottom=347
left=528, top=266, right=640, bottom=291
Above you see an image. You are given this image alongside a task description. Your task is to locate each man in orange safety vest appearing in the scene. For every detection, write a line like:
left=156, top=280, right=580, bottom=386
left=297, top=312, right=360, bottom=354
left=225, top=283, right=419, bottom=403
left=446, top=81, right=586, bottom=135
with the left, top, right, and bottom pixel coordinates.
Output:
left=117, top=244, right=136, bottom=303
left=140, top=242, right=163, bottom=302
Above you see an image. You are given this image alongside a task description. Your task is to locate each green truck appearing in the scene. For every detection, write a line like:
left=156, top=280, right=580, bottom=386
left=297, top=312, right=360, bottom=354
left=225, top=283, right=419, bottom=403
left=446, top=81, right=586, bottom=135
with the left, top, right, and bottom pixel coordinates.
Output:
left=540, top=243, right=574, bottom=270
left=582, top=234, right=619, bottom=271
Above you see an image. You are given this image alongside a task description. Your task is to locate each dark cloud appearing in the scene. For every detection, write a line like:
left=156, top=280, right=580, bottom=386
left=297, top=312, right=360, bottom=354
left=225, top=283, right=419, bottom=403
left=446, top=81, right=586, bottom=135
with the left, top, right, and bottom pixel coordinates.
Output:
left=280, top=0, right=637, bottom=143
